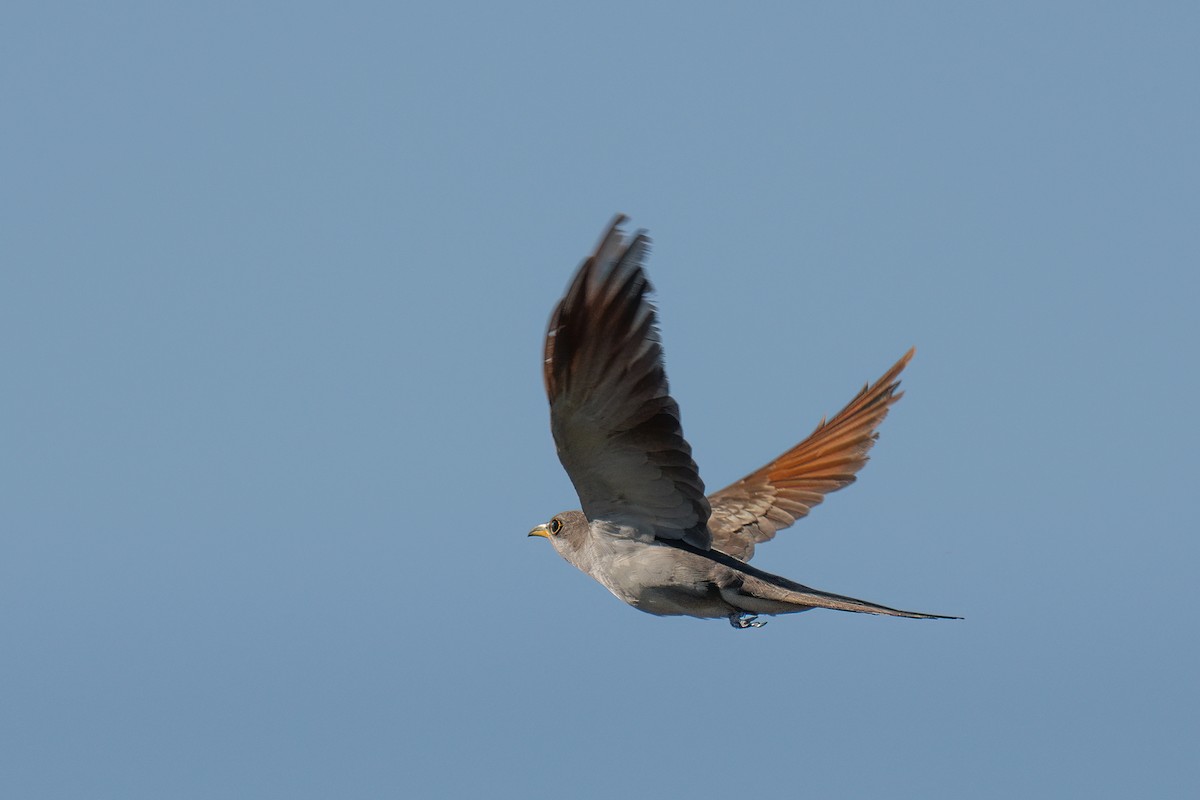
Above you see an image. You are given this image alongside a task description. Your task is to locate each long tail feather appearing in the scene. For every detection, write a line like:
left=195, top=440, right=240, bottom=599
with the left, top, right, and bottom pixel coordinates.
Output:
left=668, top=538, right=960, bottom=620
left=738, top=573, right=959, bottom=619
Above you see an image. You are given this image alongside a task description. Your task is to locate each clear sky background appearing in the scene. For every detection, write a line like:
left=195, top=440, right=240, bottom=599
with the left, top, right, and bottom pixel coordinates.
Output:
left=3, top=2, right=1197, bottom=798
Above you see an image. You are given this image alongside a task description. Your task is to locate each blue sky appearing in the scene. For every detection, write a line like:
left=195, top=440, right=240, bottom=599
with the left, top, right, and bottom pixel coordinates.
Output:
left=3, top=2, right=1197, bottom=797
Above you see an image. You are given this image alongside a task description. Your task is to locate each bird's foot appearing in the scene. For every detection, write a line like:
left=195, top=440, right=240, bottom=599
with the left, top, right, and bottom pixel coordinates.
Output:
left=729, top=612, right=767, bottom=629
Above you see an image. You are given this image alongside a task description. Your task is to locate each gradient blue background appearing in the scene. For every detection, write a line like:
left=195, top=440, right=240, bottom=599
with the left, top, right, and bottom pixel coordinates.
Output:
left=4, top=2, right=1197, bottom=797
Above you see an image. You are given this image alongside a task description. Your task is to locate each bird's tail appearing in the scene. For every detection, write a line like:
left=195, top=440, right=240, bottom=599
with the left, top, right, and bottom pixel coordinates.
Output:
left=735, top=572, right=959, bottom=619
left=671, top=539, right=960, bottom=619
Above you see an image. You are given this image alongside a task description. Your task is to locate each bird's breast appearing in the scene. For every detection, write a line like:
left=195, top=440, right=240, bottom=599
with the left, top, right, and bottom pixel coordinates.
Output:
left=579, top=536, right=732, bottom=618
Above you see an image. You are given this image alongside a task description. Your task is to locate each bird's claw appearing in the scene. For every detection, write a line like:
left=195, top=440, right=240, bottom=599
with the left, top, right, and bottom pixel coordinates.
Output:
left=729, top=613, right=767, bottom=629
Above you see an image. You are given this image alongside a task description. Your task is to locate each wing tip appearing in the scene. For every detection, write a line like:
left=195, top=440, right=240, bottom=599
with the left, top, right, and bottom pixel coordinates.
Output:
left=593, top=213, right=636, bottom=256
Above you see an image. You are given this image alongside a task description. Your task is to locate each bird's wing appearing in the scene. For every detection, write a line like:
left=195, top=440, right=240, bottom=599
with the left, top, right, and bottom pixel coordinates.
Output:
left=544, top=216, right=711, bottom=549
left=706, top=349, right=913, bottom=560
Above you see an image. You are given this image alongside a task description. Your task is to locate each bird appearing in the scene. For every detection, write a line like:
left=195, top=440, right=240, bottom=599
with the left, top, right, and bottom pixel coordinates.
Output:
left=529, top=216, right=957, bottom=628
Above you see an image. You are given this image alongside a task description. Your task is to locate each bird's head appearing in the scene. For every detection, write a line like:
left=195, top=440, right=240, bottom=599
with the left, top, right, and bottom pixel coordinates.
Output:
left=528, top=509, right=590, bottom=558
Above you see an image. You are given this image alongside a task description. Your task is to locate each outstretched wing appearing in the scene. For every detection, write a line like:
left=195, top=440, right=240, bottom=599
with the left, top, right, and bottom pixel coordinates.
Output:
left=707, top=349, right=913, bottom=561
left=544, top=216, right=711, bottom=549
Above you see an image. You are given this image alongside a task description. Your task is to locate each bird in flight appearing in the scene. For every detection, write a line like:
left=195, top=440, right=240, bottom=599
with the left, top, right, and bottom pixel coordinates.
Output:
left=530, top=216, right=957, bottom=628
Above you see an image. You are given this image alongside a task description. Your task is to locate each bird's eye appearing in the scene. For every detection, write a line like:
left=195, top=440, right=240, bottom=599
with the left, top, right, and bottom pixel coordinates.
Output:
left=549, top=518, right=563, bottom=535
